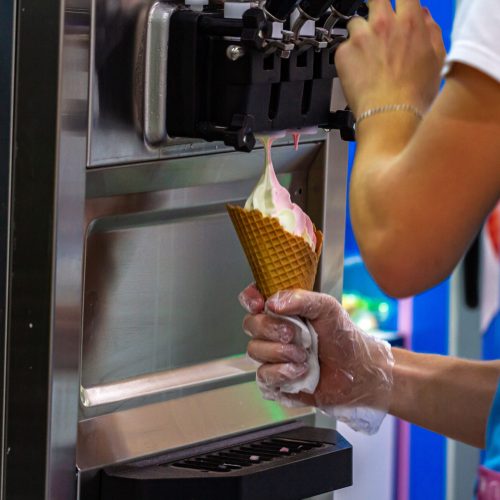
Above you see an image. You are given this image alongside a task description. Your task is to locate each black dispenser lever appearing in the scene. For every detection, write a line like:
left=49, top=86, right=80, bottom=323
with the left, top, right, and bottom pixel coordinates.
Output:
left=331, top=0, right=365, bottom=16
left=299, top=0, right=336, bottom=21
left=263, top=0, right=301, bottom=22
left=324, top=0, right=365, bottom=32
left=292, top=0, right=335, bottom=38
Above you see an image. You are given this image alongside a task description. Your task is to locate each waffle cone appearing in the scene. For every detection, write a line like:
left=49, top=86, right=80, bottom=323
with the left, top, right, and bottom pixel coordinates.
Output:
left=227, top=204, right=323, bottom=299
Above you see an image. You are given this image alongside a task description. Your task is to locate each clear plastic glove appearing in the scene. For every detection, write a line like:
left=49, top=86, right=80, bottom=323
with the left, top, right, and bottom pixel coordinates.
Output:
left=240, top=284, right=395, bottom=434
left=335, top=0, right=446, bottom=118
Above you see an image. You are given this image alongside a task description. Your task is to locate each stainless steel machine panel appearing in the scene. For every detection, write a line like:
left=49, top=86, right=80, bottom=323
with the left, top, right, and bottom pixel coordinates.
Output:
left=77, top=382, right=314, bottom=471
left=81, top=143, right=324, bottom=418
left=83, top=212, right=251, bottom=385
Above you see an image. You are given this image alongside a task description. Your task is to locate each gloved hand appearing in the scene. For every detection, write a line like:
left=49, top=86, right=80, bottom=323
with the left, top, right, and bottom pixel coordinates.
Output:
left=240, top=284, right=395, bottom=434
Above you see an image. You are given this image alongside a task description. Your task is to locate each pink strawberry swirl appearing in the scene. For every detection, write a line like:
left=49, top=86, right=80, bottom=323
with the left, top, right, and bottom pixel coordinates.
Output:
left=245, top=133, right=317, bottom=251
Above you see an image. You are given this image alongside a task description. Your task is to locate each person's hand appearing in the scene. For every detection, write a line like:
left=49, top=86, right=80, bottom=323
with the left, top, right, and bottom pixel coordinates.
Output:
left=240, top=285, right=394, bottom=412
left=238, top=283, right=266, bottom=315
left=335, top=0, right=446, bottom=118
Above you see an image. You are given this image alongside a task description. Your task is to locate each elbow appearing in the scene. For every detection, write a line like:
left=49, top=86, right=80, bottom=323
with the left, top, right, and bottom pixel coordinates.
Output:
left=357, top=233, right=452, bottom=299
left=367, top=265, right=420, bottom=299
left=363, top=255, right=420, bottom=299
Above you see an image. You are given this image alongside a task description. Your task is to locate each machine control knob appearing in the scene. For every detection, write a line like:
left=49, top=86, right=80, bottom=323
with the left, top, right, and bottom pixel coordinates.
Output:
left=226, top=45, right=246, bottom=61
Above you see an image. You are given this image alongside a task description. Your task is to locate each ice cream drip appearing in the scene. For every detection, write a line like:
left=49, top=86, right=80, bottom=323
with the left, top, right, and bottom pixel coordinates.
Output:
left=245, top=133, right=317, bottom=250
left=288, top=127, right=318, bottom=151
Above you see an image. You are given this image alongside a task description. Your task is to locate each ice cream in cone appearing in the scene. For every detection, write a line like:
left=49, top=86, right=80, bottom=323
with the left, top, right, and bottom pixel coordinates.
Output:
left=227, top=134, right=323, bottom=299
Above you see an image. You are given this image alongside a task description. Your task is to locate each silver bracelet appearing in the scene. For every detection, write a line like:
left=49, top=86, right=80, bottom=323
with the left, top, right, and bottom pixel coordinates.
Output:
left=355, top=104, right=423, bottom=128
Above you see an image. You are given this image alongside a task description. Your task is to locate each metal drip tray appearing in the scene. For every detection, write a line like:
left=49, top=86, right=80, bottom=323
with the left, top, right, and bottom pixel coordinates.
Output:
left=169, top=436, right=325, bottom=473
left=101, top=426, right=352, bottom=500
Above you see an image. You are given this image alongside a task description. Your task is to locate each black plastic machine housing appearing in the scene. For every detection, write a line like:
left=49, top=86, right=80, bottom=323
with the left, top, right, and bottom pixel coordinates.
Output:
left=166, top=5, right=362, bottom=151
left=101, top=425, right=352, bottom=500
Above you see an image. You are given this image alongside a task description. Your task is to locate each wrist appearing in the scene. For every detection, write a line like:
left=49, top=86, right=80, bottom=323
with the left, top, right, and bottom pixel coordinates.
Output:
left=349, top=330, right=395, bottom=411
left=368, top=335, right=395, bottom=410
left=352, top=90, right=429, bottom=119
left=356, top=104, right=423, bottom=128
left=388, top=348, right=419, bottom=418
left=389, top=348, right=437, bottom=420
left=355, top=111, right=421, bottom=155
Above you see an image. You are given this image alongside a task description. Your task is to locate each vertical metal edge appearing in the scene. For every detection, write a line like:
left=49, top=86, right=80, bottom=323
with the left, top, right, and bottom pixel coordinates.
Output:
left=319, top=77, right=348, bottom=302
left=0, top=1, right=17, bottom=498
left=86, top=0, right=96, bottom=166
left=5, top=0, right=88, bottom=498
left=320, top=131, right=348, bottom=301
left=6, top=0, right=62, bottom=496
left=46, top=0, right=89, bottom=498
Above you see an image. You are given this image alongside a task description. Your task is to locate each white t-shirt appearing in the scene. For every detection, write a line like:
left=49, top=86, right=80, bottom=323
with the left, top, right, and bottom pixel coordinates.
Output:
left=443, top=0, right=500, bottom=83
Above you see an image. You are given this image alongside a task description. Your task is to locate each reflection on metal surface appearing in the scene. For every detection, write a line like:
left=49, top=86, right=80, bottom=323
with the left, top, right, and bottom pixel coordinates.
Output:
left=86, top=142, right=320, bottom=198
left=318, top=80, right=349, bottom=302
left=82, top=210, right=253, bottom=388
left=77, top=381, right=314, bottom=471
left=143, top=2, right=176, bottom=144
left=81, top=354, right=255, bottom=407
left=90, top=0, right=157, bottom=164
left=48, top=5, right=90, bottom=498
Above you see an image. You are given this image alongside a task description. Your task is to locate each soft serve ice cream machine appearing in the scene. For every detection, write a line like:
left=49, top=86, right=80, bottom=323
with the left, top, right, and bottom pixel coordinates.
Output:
left=0, top=0, right=363, bottom=498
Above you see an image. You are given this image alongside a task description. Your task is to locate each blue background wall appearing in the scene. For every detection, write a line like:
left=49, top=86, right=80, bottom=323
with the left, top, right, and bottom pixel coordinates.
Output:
left=410, top=282, right=450, bottom=500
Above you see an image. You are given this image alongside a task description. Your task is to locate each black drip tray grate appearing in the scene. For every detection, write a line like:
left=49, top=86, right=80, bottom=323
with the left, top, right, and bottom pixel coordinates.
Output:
left=101, top=426, right=352, bottom=500
left=169, top=438, right=325, bottom=473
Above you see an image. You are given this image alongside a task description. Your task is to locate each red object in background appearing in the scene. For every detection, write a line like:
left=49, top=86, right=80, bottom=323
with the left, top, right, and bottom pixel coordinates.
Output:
left=487, top=203, right=500, bottom=258
left=477, top=466, right=500, bottom=499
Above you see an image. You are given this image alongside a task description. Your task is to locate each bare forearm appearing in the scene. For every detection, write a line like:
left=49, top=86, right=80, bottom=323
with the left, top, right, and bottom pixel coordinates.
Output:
left=350, top=113, right=420, bottom=254
left=349, top=114, right=428, bottom=296
left=390, top=348, right=500, bottom=447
